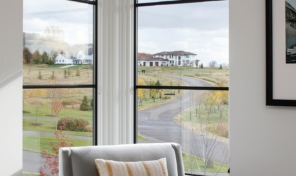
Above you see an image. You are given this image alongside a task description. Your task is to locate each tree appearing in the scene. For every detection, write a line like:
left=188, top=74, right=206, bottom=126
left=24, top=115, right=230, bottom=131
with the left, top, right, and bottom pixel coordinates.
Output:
left=185, top=90, right=229, bottom=175
left=37, top=71, right=42, bottom=80
left=23, top=47, right=32, bottom=64
left=80, top=96, right=91, bottom=111
left=200, top=63, right=204, bottom=68
left=39, top=121, right=73, bottom=176
left=209, top=60, right=217, bottom=67
left=220, top=64, right=223, bottom=69
left=159, top=91, right=162, bottom=100
left=50, top=98, right=64, bottom=131
left=44, top=25, right=65, bottom=41
left=195, top=60, right=199, bottom=68
left=32, top=50, right=41, bottom=64
left=138, top=78, right=145, bottom=106
left=31, top=89, right=45, bottom=125
left=155, top=80, right=161, bottom=86
left=33, top=98, right=43, bottom=125
left=64, top=70, right=67, bottom=78
left=76, top=68, right=81, bottom=77
left=50, top=71, right=57, bottom=80
left=138, top=53, right=153, bottom=58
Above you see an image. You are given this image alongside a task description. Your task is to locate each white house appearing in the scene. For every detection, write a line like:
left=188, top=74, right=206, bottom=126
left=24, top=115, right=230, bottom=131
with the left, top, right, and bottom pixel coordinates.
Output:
left=73, top=50, right=93, bottom=65
left=54, top=50, right=94, bottom=65
left=138, top=56, right=169, bottom=67
left=138, top=51, right=199, bottom=67
left=54, top=54, right=74, bottom=65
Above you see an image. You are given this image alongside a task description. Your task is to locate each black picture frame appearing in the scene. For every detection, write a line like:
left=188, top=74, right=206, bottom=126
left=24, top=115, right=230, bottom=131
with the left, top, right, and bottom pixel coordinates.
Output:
left=266, top=0, right=296, bottom=106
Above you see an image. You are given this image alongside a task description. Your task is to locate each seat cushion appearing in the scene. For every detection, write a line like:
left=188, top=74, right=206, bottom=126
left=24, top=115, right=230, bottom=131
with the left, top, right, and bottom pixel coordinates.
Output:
left=69, top=143, right=179, bottom=176
left=94, top=158, right=168, bottom=176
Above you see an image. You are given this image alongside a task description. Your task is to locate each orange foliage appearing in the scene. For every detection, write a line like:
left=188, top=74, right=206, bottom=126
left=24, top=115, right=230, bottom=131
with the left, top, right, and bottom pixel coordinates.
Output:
left=39, top=121, right=73, bottom=176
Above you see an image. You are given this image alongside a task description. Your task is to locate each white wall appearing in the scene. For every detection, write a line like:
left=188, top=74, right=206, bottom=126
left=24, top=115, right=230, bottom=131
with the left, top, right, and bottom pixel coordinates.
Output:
left=0, top=0, right=23, bottom=175
left=229, top=0, right=296, bottom=175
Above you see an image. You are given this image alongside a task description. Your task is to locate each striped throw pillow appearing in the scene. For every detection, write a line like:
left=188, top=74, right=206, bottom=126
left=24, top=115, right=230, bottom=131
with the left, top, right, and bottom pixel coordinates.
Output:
left=95, top=158, right=169, bottom=176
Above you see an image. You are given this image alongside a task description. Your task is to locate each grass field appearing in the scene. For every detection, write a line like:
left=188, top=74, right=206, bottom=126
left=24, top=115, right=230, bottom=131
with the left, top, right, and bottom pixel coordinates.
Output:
left=23, top=64, right=93, bottom=85
left=23, top=173, right=40, bottom=176
left=23, top=134, right=92, bottom=156
left=182, top=152, right=228, bottom=174
left=23, top=103, right=93, bottom=121
left=23, top=119, right=93, bottom=137
left=138, top=66, right=229, bottom=86
left=174, top=101, right=229, bottom=139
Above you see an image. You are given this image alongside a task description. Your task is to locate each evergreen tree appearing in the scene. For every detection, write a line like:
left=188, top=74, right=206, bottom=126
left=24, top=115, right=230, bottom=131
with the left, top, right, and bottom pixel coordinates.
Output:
left=155, top=80, right=161, bottom=86
left=220, top=64, right=223, bottom=69
left=64, top=70, right=67, bottom=78
left=80, top=96, right=91, bottom=111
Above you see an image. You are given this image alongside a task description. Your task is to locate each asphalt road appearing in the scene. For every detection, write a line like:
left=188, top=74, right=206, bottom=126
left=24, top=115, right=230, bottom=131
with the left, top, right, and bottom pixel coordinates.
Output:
left=138, top=74, right=229, bottom=164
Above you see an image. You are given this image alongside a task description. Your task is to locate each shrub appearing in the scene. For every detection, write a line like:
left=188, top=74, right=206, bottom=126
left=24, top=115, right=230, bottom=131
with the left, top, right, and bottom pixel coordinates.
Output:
left=80, top=96, right=92, bottom=111
left=61, top=100, right=71, bottom=106
left=57, top=117, right=89, bottom=132
left=37, top=71, right=42, bottom=79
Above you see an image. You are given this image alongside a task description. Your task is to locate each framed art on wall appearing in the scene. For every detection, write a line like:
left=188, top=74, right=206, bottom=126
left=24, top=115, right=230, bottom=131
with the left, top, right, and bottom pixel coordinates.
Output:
left=267, top=0, right=296, bottom=106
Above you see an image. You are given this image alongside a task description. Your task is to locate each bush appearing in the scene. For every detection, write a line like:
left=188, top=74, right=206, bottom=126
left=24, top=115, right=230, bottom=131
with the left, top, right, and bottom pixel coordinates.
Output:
left=61, top=100, right=71, bottom=106
left=80, top=96, right=92, bottom=111
left=57, top=117, right=89, bottom=132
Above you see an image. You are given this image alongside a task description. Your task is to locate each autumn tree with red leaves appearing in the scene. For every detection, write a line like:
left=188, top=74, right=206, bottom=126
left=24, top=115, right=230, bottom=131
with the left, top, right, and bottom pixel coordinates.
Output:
left=39, top=121, right=73, bottom=176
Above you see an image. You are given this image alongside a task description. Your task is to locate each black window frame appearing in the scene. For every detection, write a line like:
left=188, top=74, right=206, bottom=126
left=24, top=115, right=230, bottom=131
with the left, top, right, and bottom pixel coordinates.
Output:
left=133, top=0, right=229, bottom=174
left=23, top=0, right=98, bottom=145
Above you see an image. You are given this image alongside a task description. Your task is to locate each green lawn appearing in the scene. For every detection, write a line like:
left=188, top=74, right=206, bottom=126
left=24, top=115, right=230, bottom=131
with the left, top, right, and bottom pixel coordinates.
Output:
left=23, top=134, right=92, bottom=156
left=23, top=173, right=40, bottom=176
left=182, top=152, right=228, bottom=174
left=23, top=119, right=93, bottom=137
left=177, top=103, right=229, bottom=125
left=23, top=104, right=93, bottom=121
left=137, top=135, right=149, bottom=141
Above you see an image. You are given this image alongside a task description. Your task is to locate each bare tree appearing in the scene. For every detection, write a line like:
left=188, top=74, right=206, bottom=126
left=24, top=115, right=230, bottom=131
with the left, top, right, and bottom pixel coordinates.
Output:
left=33, top=98, right=43, bottom=125
left=44, top=25, right=65, bottom=41
left=208, top=60, right=217, bottom=68
left=183, top=90, right=229, bottom=175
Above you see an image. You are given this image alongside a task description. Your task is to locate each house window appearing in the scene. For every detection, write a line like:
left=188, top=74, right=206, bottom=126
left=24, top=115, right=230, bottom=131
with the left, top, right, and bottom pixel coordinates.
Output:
left=135, top=0, right=229, bottom=175
left=22, top=0, right=97, bottom=174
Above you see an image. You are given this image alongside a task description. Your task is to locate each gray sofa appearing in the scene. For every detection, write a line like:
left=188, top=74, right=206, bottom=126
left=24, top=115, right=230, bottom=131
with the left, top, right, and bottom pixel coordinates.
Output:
left=59, top=143, right=185, bottom=176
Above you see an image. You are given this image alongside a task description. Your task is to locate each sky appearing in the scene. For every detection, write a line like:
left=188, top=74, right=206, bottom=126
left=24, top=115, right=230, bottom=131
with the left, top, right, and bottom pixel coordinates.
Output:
left=23, top=0, right=93, bottom=45
left=287, top=0, right=296, bottom=8
left=24, top=0, right=229, bottom=65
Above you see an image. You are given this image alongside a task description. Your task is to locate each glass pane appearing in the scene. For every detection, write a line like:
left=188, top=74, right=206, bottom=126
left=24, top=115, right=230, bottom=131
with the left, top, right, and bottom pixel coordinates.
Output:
left=137, top=89, right=229, bottom=175
left=23, top=88, right=94, bottom=175
left=137, top=1, right=229, bottom=87
left=23, top=0, right=94, bottom=85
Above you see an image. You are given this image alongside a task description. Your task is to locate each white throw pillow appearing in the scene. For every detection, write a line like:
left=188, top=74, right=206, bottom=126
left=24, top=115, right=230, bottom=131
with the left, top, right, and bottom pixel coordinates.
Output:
left=95, top=158, right=169, bottom=176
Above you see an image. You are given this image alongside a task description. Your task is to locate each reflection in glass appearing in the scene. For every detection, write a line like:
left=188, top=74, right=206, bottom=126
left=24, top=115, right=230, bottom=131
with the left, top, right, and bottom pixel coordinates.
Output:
left=137, top=1, right=229, bottom=87
left=137, top=89, right=229, bottom=174
left=23, top=88, right=93, bottom=174
left=23, top=0, right=94, bottom=85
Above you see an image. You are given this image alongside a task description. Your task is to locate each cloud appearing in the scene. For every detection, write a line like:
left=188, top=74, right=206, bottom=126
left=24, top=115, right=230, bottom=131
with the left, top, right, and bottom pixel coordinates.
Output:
left=138, top=1, right=229, bottom=64
left=23, top=0, right=93, bottom=45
